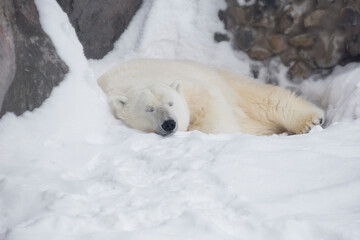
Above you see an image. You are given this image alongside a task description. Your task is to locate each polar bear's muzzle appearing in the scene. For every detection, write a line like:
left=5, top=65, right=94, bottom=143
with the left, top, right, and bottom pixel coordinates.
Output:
left=162, top=119, right=176, bottom=131
left=157, top=118, right=178, bottom=136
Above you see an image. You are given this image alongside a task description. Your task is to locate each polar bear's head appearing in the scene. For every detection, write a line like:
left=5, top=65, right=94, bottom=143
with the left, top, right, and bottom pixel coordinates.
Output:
left=110, top=81, right=190, bottom=136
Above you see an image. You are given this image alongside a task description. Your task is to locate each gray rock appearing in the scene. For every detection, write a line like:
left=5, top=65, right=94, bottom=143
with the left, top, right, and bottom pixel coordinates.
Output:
left=0, top=0, right=68, bottom=117
left=248, top=45, right=273, bottom=60
left=288, top=61, right=313, bottom=82
left=258, top=0, right=277, bottom=7
left=279, top=48, right=298, bottom=66
left=233, top=27, right=258, bottom=51
left=304, top=9, right=326, bottom=27
left=278, top=11, right=294, bottom=34
left=218, top=10, right=235, bottom=30
left=346, top=34, right=360, bottom=56
left=339, top=6, right=358, bottom=26
left=289, top=34, right=316, bottom=48
left=252, top=9, right=275, bottom=28
left=228, top=7, right=248, bottom=25
left=57, top=0, right=143, bottom=59
left=298, top=49, right=317, bottom=68
left=268, top=34, right=287, bottom=53
left=214, top=33, right=230, bottom=42
left=315, top=31, right=345, bottom=68
left=0, top=2, right=16, bottom=112
left=316, top=0, right=336, bottom=8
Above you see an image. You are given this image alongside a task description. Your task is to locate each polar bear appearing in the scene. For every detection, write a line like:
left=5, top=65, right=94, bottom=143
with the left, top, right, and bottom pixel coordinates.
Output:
left=97, top=59, right=324, bottom=136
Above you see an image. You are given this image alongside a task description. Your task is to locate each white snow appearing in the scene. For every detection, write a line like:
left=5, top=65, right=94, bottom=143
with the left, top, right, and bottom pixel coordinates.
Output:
left=1, top=0, right=360, bottom=240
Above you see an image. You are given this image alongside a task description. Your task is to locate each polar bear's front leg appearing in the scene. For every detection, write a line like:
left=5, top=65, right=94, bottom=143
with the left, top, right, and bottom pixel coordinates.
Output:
left=297, top=111, right=325, bottom=134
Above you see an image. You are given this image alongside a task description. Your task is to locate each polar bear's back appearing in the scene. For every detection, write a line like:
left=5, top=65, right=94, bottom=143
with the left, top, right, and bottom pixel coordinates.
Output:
left=97, top=58, right=253, bottom=98
left=98, top=59, right=216, bottom=86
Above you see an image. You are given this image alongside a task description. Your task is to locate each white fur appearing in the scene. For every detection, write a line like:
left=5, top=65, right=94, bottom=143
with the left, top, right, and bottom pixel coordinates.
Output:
left=98, top=59, right=325, bottom=135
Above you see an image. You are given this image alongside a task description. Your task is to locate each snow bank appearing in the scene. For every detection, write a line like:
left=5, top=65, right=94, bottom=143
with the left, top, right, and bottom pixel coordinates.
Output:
left=301, top=63, right=360, bottom=124
left=1, top=0, right=360, bottom=240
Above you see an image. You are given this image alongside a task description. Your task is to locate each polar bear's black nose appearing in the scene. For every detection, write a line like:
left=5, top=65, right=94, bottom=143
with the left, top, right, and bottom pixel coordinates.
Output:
left=162, top=120, right=176, bottom=132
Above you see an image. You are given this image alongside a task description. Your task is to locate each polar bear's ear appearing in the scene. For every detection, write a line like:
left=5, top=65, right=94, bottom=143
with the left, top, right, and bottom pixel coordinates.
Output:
left=110, top=96, right=128, bottom=108
left=170, top=81, right=182, bottom=94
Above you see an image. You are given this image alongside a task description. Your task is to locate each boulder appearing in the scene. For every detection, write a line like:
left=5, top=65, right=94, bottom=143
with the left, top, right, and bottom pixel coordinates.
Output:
left=304, top=9, right=326, bottom=27
left=339, top=6, right=358, bottom=26
left=315, top=31, right=345, bottom=68
left=56, top=0, right=143, bottom=59
left=288, top=61, right=313, bottom=82
left=0, top=0, right=68, bottom=117
left=233, top=27, right=258, bottom=51
left=278, top=11, right=294, bottom=34
left=214, top=32, right=230, bottom=42
left=289, top=34, right=316, bottom=48
left=268, top=34, right=287, bottom=53
left=280, top=48, right=298, bottom=66
left=0, top=3, right=16, bottom=113
left=346, top=34, right=360, bottom=56
left=248, top=46, right=273, bottom=60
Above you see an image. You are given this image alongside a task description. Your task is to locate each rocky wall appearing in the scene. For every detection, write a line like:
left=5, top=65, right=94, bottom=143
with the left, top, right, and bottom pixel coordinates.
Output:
left=217, top=0, right=360, bottom=82
left=0, top=0, right=69, bottom=117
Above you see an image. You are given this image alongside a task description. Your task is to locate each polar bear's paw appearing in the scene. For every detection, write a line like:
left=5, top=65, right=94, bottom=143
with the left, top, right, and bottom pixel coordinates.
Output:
left=299, top=111, right=325, bottom=134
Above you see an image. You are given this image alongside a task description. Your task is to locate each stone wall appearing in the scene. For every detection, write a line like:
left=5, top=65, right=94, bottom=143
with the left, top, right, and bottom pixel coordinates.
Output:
left=0, top=0, right=69, bottom=117
left=217, top=0, right=360, bottom=82
left=56, top=0, right=143, bottom=59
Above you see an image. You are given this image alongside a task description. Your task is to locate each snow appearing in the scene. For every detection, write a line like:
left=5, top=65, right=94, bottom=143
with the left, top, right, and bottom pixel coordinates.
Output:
left=1, top=0, right=360, bottom=240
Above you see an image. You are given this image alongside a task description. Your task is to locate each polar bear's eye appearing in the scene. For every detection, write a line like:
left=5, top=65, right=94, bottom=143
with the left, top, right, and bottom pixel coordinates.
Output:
left=145, top=106, right=154, bottom=112
left=168, top=102, right=174, bottom=107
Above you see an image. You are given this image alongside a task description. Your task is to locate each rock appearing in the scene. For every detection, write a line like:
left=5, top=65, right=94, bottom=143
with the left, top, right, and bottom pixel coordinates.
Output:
left=0, top=0, right=68, bottom=117
left=279, top=1, right=316, bottom=33
left=289, top=34, right=316, bottom=48
left=288, top=61, right=313, bottom=82
left=214, top=33, right=230, bottom=42
left=250, top=65, right=260, bottom=78
left=316, top=0, right=336, bottom=8
left=252, top=10, right=275, bottom=28
left=280, top=48, right=298, bottom=66
left=315, top=31, right=345, bottom=68
left=233, top=27, right=258, bottom=51
left=218, top=9, right=227, bottom=22
left=258, top=0, right=277, bottom=7
left=268, top=34, right=287, bottom=53
left=56, top=0, right=143, bottom=59
left=228, top=7, right=248, bottom=25
left=298, top=49, right=316, bottom=68
left=346, top=34, right=360, bottom=56
left=218, top=10, right=233, bottom=30
left=278, top=11, right=294, bottom=34
left=304, top=9, right=326, bottom=27
left=248, top=46, right=273, bottom=60
left=339, top=6, right=358, bottom=26
left=219, top=10, right=235, bottom=30
left=0, top=3, right=16, bottom=112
